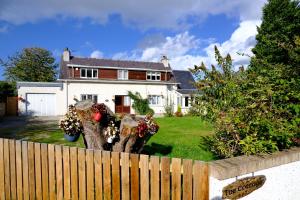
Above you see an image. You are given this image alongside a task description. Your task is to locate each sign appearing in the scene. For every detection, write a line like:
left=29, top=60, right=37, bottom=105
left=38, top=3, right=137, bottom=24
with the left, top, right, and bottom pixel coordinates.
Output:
left=222, top=175, right=266, bottom=199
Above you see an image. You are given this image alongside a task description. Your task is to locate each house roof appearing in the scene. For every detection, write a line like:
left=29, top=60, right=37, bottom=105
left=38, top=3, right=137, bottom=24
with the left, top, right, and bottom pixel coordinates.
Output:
left=172, top=70, right=197, bottom=92
left=60, top=56, right=172, bottom=79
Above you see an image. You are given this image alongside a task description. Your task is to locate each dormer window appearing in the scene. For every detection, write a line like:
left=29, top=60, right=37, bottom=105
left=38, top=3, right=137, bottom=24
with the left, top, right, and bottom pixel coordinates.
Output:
left=80, top=68, right=98, bottom=79
left=147, top=72, right=161, bottom=81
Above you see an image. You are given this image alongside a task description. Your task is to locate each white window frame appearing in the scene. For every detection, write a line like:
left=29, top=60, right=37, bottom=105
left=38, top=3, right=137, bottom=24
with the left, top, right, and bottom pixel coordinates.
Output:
left=81, top=94, right=98, bottom=103
left=146, top=71, right=161, bottom=81
left=148, top=95, right=162, bottom=106
left=118, top=70, right=128, bottom=80
left=80, top=68, right=98, bottom=79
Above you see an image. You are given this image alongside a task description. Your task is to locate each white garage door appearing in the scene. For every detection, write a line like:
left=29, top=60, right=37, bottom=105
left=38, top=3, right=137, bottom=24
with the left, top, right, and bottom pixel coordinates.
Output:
left=26, top=93, right=56, bottom=116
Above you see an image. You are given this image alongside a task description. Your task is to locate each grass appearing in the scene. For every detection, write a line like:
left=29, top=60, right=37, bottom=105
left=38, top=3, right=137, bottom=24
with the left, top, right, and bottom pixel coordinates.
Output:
left=143, top=116, right=215, bottom=161
left=0, top=116, right=215, bottom=161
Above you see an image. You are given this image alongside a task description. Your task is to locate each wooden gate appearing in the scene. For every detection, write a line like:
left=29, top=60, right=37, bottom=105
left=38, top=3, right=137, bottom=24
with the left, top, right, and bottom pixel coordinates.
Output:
left=6, top=97, right=18, bottom=116
left=0, top=138, right=209, bottom=200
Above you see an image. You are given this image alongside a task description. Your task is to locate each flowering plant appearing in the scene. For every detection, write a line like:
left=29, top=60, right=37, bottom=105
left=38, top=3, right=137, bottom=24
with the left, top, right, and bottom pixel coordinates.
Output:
left=104, top=121, right=119, bottom=143
left=59, top=105, right=83, bottom=136
left=136, top=114, right=159, bottom=137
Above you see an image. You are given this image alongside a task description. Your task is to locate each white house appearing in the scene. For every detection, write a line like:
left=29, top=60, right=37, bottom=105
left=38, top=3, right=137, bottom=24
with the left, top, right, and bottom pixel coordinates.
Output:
left=17, top=48, right=197, bottom=116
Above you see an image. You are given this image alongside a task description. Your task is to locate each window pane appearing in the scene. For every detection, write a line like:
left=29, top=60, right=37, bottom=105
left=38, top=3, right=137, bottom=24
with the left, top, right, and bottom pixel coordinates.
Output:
left=93, top=69, right=98, bottom=78
left=151, top=75, right=155, bottom=80
left=185, top=97, right=189, bottom=107
left=93, top=95, right=98, bottom=103
left=87, top=95, right=93, bottom=100
left=124, top=96, right=130, bottom=106
left=80, top=69, right=86, bottom=77
left=87, top=69, right=92, bottom=77
left=124, top=70, right=128, bottom=80
left=81, top=95, right=86, bottom=100
left=147, top=75, right=151, bottom=80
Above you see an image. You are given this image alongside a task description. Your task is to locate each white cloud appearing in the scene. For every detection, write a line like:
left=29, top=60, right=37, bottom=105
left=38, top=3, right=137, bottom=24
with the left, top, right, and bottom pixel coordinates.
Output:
left=90, top=50, right=103, bottom=58
left=0, top=0, right=266, bottom=30
left=112, top=20, right=261, bottom=70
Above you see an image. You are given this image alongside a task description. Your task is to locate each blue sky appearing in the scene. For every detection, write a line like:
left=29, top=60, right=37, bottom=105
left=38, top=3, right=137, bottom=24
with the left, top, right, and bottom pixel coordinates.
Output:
left=0, top=0, right=266, bottom=80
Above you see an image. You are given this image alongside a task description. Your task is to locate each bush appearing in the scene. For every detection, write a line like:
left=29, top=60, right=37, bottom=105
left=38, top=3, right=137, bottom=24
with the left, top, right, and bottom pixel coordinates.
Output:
left=128, top=91, right=153, bottom=115
left=164, top=104, right=173, bottom=117
left=175, top=105, right=183, bottom=117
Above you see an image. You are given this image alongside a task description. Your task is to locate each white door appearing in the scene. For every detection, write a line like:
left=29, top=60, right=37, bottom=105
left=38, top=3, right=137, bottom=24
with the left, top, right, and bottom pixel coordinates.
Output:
left=26, top=93, right=56, bottom=116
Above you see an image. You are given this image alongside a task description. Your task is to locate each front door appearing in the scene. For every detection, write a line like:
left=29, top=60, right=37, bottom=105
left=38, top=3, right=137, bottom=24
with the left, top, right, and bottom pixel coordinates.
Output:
left=115, top=95, right=130, bottom=114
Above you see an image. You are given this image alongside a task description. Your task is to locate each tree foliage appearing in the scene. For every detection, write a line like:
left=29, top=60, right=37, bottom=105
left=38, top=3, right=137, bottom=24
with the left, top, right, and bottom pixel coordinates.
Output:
left=2, top=47, right=57, bottom=82
left=0, top=81, right=16, bottom=102
left=192, top=0, right=300, bottom=158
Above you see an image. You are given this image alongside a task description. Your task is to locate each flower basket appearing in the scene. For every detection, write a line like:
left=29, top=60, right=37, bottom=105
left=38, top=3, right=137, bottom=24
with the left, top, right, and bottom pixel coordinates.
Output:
left=64, top=132, right=80, bottom=142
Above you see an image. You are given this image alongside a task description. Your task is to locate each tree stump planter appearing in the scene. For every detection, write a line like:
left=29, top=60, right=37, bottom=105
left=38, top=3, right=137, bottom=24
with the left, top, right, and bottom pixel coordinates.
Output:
left=74, top=100, right=159, bottom=153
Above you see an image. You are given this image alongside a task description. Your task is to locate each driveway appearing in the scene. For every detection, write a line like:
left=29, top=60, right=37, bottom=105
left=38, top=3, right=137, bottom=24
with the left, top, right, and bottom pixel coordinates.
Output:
left=0, top=116, right=62, bottom=139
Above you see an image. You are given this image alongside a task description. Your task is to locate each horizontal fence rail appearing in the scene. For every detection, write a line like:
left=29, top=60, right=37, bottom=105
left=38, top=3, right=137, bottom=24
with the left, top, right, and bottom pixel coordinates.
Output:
left=0, top=138, right=209, bottom=200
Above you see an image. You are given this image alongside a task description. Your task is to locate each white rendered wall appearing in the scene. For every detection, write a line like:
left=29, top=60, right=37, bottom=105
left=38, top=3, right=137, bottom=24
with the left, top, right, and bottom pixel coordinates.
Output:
left=66, top=82, right=177, bottom=114
left=210, top=160, right=300, bottom=200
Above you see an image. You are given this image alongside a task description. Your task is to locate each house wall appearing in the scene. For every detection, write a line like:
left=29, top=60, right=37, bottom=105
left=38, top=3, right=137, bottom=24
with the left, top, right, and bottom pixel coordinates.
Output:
left=68, top=67, right=172, bottom=81
left=66, top=81, right=177, bottom=114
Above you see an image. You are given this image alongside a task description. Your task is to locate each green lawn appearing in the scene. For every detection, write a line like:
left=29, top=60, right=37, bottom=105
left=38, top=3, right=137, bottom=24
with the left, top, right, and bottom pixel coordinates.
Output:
left=0, top=116, right=215, bottom=161
left=143, top=117, right=215, bottom=161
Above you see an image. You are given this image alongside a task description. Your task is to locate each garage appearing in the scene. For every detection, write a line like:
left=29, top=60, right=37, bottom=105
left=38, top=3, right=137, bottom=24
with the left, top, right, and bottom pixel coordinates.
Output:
left=26, top=93, right=56, bottom=116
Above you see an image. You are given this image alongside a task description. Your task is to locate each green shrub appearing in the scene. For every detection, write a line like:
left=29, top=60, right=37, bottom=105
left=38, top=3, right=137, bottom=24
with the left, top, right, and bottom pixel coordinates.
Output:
left=128, top=91, right=153, bottom=115
left=164, top=104, right=173, bottom=117
left=175, top=105, right=183, bottom=117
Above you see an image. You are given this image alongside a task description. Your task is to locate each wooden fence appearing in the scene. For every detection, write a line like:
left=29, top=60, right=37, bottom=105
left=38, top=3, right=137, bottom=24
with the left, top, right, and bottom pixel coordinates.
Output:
left=6, top=97, right=18, bottom=116
left=0, top=138, right=209, bottom=200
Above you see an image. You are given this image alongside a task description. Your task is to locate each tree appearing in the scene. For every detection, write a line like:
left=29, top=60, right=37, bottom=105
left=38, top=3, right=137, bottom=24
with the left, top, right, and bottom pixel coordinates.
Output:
left=0, top=81, right=16, bottom=102
left=194, top=0, right=300, bottom=158
left=2, top=47, right=57, bottom=82
left=252, top=0, right=300, bottom=66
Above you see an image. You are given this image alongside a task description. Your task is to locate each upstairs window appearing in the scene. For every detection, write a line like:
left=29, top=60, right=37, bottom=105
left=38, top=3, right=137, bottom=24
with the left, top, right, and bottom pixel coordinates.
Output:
left=80, top=68, right=98, bottom=79
left=147, top=72, right=161, bottom=81
left=118, top=70, right=128, bottom=80
left=148, top=95, right=161, bottom=105
left=81, top=94, right=98, bottom=103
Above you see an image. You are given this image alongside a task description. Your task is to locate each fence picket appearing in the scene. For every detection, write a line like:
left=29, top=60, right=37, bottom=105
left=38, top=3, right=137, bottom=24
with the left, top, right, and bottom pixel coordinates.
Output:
left=183, top=159, right=193, bottom=200
left=55, top=145, right=63, bottom=200
left=16, top=141, right=23, bottom=200
left=86, top=149, right=95, bottom=200
left=70, top=147, right=79, bottom=200
left=94, top=150, right=103, bottom=200
left=112, top=152, right=121, bottom=200
left=48, top=144, right=56, bottom=200
left=150, top=156, right=160, bottom=200
left=34, top=143, right=42, bottom=200
left=9, top=140, right=17, bottom=200
left=171, top=158, right=181, bottom=200
left=103, top=151, right=111, bottom=200
left=78, top=148, right=87, bottom=200
left=28, top=142, right=35, bottom=200
left=193, top=161, right=209, bottom=200
left=63, top=146, right=71, bottom=199
left=161, top=157, right=170, bottom=200
left=140, top=154, right=149, bottom=200
left=130, top=154, right=139, bottom=200
left=121, top=152, right=129, bottom=200
left=41, top=143, right=49, bottom=200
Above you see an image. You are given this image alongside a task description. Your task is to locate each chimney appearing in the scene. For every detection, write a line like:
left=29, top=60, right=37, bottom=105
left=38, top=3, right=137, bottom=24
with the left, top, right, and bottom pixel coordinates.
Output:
left=63, top=47, right=71, bottom=62
left=161, top=55, right=169, bottom=68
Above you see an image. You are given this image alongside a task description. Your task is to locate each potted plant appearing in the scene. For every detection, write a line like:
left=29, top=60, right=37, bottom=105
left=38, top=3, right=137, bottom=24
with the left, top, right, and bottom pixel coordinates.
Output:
left=59, top=105, right=83, bottom=142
